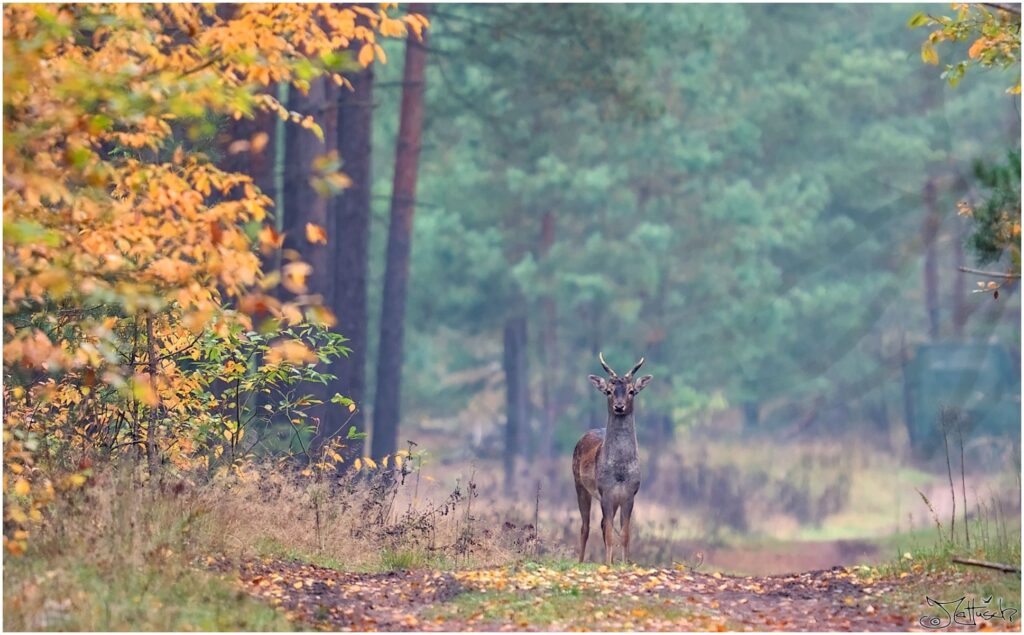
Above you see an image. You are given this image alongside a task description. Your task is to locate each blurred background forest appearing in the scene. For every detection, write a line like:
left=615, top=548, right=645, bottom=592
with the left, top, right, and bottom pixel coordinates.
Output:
left=343, top=3, right=1021, bottom=566
left=4, top=2, right=1021, bottom=579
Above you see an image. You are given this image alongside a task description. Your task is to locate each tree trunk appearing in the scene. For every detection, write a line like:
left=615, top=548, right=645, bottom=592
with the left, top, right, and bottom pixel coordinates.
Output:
left=742, top=400, right=759, bottom=430
left=586, top=309, right=601, bottom=430
left=503, top=314, right=528, bottom=495
left=326, top=57, right=375, bottom=458
left=951, top=222, right=972, bottom=339
left=283, top=77, right=334, bottom=446
left=371, top=8, right=430, bottom=461
left=538, top=210, right=558, bottom=458
left=922, top=177, right=941, bottom=341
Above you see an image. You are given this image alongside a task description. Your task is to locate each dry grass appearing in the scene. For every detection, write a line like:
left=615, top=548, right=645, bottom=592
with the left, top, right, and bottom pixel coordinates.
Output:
left=203, top=460, right=554, bottom=572
left=3, top=458, right=554, bottom=631
left=3, top=465, right=291, bottom=631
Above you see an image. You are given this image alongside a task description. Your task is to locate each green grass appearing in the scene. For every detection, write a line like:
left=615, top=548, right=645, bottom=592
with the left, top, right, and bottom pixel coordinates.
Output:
left=254, top=536, right=456, bottom=574
left=3, top=470, right=298, bottom=632
left=4, top=552, right=294, bottom=631
left=426, top=587, right=698, bottom=631
left=858, top=515, right=1021, bottom=626
left=253, top=536, right=351, bottom=571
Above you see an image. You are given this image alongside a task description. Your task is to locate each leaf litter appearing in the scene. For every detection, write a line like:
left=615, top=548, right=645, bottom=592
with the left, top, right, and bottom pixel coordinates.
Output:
left=211, top=557, right=936, bottom=631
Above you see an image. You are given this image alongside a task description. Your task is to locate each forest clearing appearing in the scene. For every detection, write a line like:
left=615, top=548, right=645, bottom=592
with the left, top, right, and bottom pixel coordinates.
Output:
left=3, top=2, right=1021, bottom=632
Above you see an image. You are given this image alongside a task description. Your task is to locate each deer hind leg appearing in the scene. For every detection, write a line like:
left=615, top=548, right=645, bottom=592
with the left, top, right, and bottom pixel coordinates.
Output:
left=600, top=497, right=618, bottom=565
left=575, top=483, right=592, bottom=563
left=619, top=496, right=635, bottom=564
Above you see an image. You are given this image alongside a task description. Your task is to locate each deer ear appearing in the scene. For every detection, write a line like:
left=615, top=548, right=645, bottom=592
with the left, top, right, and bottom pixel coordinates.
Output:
left=633, top=375, right=653, bottom=393
left=587, top=375, right=606, bottom=392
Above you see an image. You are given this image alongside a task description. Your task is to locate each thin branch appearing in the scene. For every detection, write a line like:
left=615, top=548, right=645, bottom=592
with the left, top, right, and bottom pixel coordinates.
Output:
left=981, top=3, right=1022, bottom=16
left=958, top=266, right=1021, bottom=279
left=952, top=556, right=1021, bottom=573
left=182, top=55, right=223, bottom=76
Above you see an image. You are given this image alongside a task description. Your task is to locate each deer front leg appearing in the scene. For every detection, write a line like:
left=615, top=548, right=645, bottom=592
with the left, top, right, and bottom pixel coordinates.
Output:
left=576, top=484, right=592, bottom=563
left=600, top=497, right=617, bottom=565
left=619, top=496, right=635, bottom=564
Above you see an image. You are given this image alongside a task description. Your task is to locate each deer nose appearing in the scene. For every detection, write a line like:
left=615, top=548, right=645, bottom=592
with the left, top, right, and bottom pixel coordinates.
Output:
left=613, top=404, right=626, bottom=413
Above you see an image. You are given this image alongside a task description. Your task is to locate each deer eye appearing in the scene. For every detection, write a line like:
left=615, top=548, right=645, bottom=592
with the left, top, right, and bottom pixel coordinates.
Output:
left=628, top=389, right=636, bottom=395
left=604, top=390, right=612, bottom=395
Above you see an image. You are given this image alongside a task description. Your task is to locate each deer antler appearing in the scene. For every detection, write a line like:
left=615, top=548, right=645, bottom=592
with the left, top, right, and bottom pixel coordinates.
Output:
left=626, top=357, right=645, bottom=379
left=598, top=352, right=617, bottom=378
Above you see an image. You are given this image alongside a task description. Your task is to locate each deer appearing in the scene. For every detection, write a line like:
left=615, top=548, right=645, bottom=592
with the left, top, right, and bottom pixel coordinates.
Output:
left=572, top=353, right=653, bottom=565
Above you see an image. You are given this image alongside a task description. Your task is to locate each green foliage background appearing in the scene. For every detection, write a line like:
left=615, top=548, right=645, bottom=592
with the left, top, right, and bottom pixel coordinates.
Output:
left=362, top=4, right=1019, bottom=452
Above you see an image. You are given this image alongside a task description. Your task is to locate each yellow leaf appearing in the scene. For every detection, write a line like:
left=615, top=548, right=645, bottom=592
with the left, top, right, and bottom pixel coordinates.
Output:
left=364, top=456, right=377, bottom=469
left=305, top=223, right=328, bottom=245
left=354, top=458, right=362, bottom=470
left=7, top=507, right=28, bottom=524
left=282, top=261, right=312, bottom=294
left=921, top=43, right=939, bottom=65
left=265, top=339, right=317, bottom=365
left=13, top=479, right=30, bottom=496
left=348, top=402, right=356, bottom=413
left=394, top=455, right=403, bottom=469
left=251, top=132, right=270, bottom=153
left=358, top=43, right=375, bottom=67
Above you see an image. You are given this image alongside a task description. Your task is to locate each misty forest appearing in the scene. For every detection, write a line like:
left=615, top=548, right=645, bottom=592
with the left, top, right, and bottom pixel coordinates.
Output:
left=3, top=3, right=1021, bottom=632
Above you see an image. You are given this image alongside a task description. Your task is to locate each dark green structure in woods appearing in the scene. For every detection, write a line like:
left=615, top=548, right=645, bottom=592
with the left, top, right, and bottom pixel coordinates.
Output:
left=904, top=343, right=1021, bottom=458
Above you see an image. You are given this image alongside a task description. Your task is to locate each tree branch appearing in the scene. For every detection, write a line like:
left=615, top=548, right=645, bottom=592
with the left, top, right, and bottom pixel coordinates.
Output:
left=958, top=266, right=1021, bottom=279
left=981, top=3, right=1022, bottom=16
left=952, top=556, right=1021, bottom=573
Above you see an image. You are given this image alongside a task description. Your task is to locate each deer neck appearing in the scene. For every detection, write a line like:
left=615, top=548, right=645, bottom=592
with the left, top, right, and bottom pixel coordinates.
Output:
left=603, top=412, right=638, bottom=460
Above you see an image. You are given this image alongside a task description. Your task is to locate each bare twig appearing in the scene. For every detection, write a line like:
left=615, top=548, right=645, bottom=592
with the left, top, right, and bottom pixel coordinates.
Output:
left=145, top=312, right=161, bottom=478
left=958, top=266, right=1021, bottom=279
left=956, top=416, right=970, bottom=548
left=939, top=408, right=957, bottom=544
left=981, top=3, right=1022, bottom=17
left=952, top=557, right=1021, bottom=573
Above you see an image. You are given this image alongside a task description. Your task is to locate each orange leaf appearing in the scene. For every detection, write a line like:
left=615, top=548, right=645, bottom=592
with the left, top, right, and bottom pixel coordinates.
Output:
left=968, top=37, right=988, bottom=59
left=305, top=223, right=328, bottom=245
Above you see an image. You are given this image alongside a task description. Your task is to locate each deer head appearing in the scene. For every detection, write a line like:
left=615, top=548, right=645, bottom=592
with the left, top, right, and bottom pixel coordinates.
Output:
left=588, top=352, right=653, bottom=416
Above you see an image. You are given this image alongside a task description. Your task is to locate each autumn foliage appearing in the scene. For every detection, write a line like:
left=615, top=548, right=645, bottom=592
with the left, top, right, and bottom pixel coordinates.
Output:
left=3, top=3, right=427, bottom=555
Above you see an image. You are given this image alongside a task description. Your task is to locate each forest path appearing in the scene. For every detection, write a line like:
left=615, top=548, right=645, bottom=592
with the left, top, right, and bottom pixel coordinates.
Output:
left=213, top=556, right=934, bottom=631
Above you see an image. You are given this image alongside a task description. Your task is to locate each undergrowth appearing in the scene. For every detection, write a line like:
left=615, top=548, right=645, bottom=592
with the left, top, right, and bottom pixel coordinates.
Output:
left=3, top=458, right=546, bottom=630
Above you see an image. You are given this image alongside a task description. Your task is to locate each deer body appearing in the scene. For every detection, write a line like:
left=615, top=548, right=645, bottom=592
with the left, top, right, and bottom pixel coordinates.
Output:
left=573, top=354, right=652, bottom=564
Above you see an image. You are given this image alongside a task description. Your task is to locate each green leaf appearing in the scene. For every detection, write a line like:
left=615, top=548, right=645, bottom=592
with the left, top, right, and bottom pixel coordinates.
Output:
left=907, top=12, right=930, bottom=28
left=346, top=426, right=367, bottom=440
left=4, top=220, right=61, bottom=246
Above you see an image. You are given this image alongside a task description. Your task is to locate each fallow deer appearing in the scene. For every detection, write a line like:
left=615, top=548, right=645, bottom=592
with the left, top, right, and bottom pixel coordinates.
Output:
left=572, top=353, right=652, bottom=564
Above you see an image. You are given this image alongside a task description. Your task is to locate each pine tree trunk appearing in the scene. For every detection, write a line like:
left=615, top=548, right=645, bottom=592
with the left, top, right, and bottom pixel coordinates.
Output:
left=503, top=314, right=528, bottom=495
left=371, top=8, right=430, bottom=461
left=742, top=400, right=759, bottom=430
left=538, top=211, right=558, bottom=458
left=951, top=222, right=970, bottom=338
left=326, top=57, right=374, bottom=458
left=283, top=77, right=334, bottom=448
left=923, top=177, right=941, bottom=341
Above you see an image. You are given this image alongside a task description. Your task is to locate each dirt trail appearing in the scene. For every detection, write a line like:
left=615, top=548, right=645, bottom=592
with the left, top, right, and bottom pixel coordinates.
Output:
left=211, top=556, right=936, bottom=631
